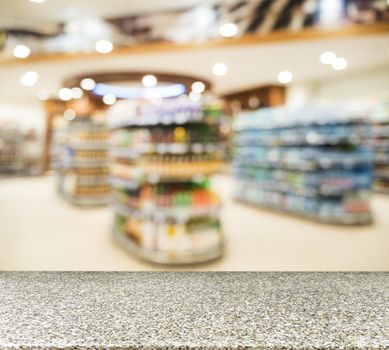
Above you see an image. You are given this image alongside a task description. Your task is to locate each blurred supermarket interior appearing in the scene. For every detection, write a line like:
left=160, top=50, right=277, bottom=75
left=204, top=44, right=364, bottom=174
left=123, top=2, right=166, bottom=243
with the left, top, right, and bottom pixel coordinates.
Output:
left=0, top=0, right=389, bottom=270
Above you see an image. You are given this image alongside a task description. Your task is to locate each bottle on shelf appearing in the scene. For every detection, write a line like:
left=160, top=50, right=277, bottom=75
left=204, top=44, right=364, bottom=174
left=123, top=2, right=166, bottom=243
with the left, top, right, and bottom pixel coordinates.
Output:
left=232, top=104, right=374, bottom=225
left=107, top=95, right=225, bottom=264
left=369, top=95, right=389, bottom=194
left=0, top=125, right=23, bottom=175
left=53, top=115, right=110, bottom=206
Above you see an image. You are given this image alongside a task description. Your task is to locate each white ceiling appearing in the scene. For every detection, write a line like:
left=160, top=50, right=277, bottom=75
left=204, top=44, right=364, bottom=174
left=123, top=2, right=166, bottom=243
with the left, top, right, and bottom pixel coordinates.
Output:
left=0, top=0, right=222, bottom=26
left=0, top=34, right=388, bottom=103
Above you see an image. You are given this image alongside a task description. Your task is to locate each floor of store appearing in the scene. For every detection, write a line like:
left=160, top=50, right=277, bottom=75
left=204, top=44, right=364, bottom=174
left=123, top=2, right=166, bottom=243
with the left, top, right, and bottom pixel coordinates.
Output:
left=1, top=174, right=388, bottom=271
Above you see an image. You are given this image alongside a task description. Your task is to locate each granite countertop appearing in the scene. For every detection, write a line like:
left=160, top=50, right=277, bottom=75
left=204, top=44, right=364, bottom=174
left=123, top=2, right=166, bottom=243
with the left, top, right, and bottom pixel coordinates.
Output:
left=0, top=272, right=388, bottom=350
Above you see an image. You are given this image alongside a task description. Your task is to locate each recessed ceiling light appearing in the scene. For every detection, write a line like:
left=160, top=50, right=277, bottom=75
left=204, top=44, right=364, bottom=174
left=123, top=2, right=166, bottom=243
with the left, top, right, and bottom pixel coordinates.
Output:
left=29, top=0, right=46, bottom=3
left=37, top=89, right=50, bottom=101
left=319, top=0, right=343, bottom=26
left=95, top=40, right=113, bottom=54
left=219, top=23, right=238, bottom=37
left=20, top=71, right=39, bottom=87
left=277, top=71, right=293, bottom=84
left=191, top=81, right=205, bottom=93
left=93, top=82, right=185, bottom=99
left=212, top=63, right=228, bottom=76
left=320, top=51, right=336, bottom=64
left=58, top=88, right=73, bottom=101
left=142, top=75, right=157, bottom=88
left=103, top=93, right=116, bottom=105
left=80, top=78, right=96, bottom=91
left=71, top=87, right=84, bottom=99
left=332, top=57, right=347, bottom=70
left=13, top=45, right=31, bottom=59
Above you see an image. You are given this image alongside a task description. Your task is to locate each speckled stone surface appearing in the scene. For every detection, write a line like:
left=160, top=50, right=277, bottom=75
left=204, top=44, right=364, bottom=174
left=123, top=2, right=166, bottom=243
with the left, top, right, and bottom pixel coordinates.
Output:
left=0, top=272, right=388, bottom=350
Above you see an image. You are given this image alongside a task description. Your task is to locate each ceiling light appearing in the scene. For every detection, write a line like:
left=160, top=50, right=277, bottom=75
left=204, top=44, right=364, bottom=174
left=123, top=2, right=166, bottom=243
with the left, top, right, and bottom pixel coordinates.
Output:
left=29, top=0, right=46, bottom=3
left=94, top=82, right=185, bottom=99
left=37, top=89, right=50, bottom=101
left=103, top=93, right=116, bottom=105
left=332, top=57, right=347, bottom=70
left=71, top=87, right=84, bottom=99
left=212, top=63, right=228, bottom=76
left=189, top=91, right=201, bottom=102
left=142, top=75, right=157, bottom=88
left=191, top=81, right=205, bottom=93
left=80, top=78, right=96, bottom=91
left=320, top=51, right=336, bottom=64
left=58, top=88, right=73, bottom=101
left=64, top=109, right=76, bottom=121
left=219, top=23, right=238, bottom=37
left=13, top=45, right=31, bottom=59
left=277, top=71, right=293, bottom=84
left=95, top=40, right=113, bottom=54
left=20, top=71, right=39, bottom=87
left=319, top=0, right=343, bottom=26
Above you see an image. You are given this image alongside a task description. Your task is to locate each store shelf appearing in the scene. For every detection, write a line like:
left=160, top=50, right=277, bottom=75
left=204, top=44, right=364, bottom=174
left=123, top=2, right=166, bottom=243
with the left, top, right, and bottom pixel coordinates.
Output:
left=112, top=228, right=223, bottom=265
left=61, top=193, right=110, bottom=207
left=370, top=97, right=389, bottom=195
left=53, top=119, right=110, bottom=206
left=110, top=143, right=223, bottom=158
left=111, top=160, right=222, bottom=183
left=232, top=105, right=367, bottom=130
left=233, top=106, right=374, bottom=225
left=232, top=176, right=370, bottom=198
left=64, top=158, right=108, bottom=168
left=76, top=176, right=110, bottom=186
left=108, top=112, right=220, bottom=129
left=68, top=142, right=108, bottom=150
left=0, top=128, right=24, bottom=175
left=235, top=195, right=373, bottom=226
left=108, top=97, right=225, bottom=264
left=110, top=176, right=140, bottom=189
left=113, top=200, right=221, bottom=222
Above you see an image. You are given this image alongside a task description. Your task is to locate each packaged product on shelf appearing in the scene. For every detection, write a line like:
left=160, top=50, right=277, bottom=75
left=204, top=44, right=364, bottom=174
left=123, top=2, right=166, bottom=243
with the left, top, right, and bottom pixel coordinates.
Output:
left=108, top=96, right=225, bottom=264
left=369, top=95, right=389, bottom=194
left=53, top=117, right=110, bottom=206
left=0, top=126, right=24, bottom=174
left=233, top=105, right=374, bottom=225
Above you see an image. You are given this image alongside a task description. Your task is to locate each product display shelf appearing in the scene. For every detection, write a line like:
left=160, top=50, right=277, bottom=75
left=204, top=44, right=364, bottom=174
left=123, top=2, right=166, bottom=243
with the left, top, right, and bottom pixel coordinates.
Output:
left=0, top=128, right=23, bottom=174
left=56, top=119, right=110, bottom=206
left=108, top=97, right=225, bottom=265
left=370, top=97, right=389, bottom=194
left=50, top=119, right=68, bottom=171
left=371, top=121, right=389, bottom=194
left=232, top=106, right=374, bottom=225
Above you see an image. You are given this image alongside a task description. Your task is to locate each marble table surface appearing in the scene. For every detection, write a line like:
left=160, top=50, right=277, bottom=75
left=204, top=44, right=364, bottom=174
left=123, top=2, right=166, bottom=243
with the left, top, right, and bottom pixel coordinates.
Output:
left=0, top=272, right=388, bottom=350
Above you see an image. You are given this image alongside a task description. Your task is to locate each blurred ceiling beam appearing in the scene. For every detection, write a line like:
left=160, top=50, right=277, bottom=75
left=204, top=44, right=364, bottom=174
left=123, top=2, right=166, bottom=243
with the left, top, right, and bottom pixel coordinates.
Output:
left=1, top=23, right=388, bottom=66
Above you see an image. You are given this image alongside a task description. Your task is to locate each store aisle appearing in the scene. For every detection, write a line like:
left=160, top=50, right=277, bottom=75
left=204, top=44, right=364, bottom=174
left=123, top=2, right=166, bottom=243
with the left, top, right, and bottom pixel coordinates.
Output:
left=1, top=175, right=388, bottom=270
left=0, top=175, right=140, bottom=270
left=214, top=175, right=389, bottom=271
